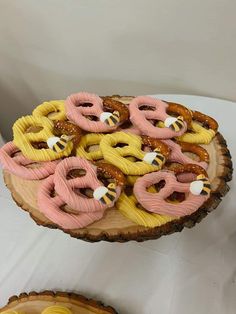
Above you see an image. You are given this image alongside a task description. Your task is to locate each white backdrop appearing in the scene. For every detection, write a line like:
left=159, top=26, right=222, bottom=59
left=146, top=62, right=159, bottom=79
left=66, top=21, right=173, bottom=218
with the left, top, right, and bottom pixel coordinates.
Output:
left=0, top=0, right=236, bottom=140
left=0, top=95, right=235, bottom=314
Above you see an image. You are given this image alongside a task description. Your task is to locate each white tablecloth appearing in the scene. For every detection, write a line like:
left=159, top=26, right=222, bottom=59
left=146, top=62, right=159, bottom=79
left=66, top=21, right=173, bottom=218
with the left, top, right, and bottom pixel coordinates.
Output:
left=0, top=95, right=235, bottom=314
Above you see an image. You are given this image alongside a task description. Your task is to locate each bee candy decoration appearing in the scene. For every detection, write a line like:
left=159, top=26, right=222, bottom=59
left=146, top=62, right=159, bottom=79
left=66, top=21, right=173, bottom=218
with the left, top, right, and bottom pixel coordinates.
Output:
left=12, top=116, right=81, bottom=161
left=177, top=110, right=219, bottom=144
left=53, top=120, right=82, bottom=147
left=47, top=134, right=74, bottom=153
left=37, top=157, right=125, bottom=229
left=65, top=92, right=129, bottom=132
left=100, top=131, right=170, bottom=175
left=128, top=96, right=192, bottom=139
left=133, top=164, right=211, bottom=217
left=2, top=92, right=229, bottom=242
left=94, top=182, right=117, bottom=205
left=102, top=110, right=120, bottom=127
left=38, top=174, right=105, bottom=229
left=54, top=157, right=125, bottom=212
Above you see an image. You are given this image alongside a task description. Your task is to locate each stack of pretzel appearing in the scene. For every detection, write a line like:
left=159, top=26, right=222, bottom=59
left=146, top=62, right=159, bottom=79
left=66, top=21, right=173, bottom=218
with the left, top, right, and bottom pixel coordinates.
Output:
left=0, top=92, right=219, bottom=229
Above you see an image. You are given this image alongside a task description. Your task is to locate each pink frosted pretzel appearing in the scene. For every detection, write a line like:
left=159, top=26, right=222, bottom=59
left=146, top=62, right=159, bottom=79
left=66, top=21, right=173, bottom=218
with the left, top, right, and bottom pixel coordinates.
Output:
left=162, top=140, right=209, bottom=182
left=134, top=164, right=211, bottom=217
left=65, top=92, right=129, bottom=132
left=118, top=130, right=209, bottom=170
left=0, top=141, right=58, bottom=180
left=54, top=157, right=123, bottom=212
left=162, top=140, right=209, bottom=169
left=120, top=124, right=142, bottom=135
left=37, top=175, right=104, bottom=229
left=129, top=96, right=192, bottom=139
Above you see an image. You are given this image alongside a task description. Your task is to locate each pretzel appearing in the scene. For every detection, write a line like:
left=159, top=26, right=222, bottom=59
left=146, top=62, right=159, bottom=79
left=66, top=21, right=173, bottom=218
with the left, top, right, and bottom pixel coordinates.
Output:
left=76, top=133, right=104, bottom=161
left=65, top=92, right=129, bottom=132
left=129, top=96, right=192, bottom=139
left=101, top=96, right=129, bottom=122
left=162, top=140, right=209, bottom=169
left=95, top=160, right=126, bottom=188
left=121, top=125, right=142, bottom=135
left=13, top=115, right=74, bottom=161
left=42, top=306, right=72, bottom=314
left=117, top=175, right=174, bottom=227
left=54, top=157, right=123, bottom=212
left=126, top=175, right=140, bottom=186
left=133, top=164, right=211, bottom=217
left=100, top=132, right=170, bottom=175
left=53, top=120, right=82, bottom=147
left=166, top=102, right=192, bottom=128
left=117, top=191, right=174, bottom=228
left=177, top=110, right=218, bottom=144
left=37, top=175, right=104, bottom=229
left=0, top=141, right=59, bottom=180
left=32, top=100, right=66, bottom=121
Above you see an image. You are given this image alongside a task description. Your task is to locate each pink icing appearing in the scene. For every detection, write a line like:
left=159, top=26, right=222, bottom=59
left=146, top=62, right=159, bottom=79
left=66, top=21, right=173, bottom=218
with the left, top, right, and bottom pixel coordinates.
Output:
left=54, top=157, right=121, bottom=212
left=162, top=140, right=208, bottom=182
left=133, top=170, right=209, bottom=217
left=65, top=92, right=119, bottom=132
left=120, top=125, right=142, bottom=135
left=162, top=139, right=208, bottom=169
left=0, top=141, right=58, bottom=180
left=37, top=175, right=104, bottom=229
left=129, top=96, right=187, bottom=139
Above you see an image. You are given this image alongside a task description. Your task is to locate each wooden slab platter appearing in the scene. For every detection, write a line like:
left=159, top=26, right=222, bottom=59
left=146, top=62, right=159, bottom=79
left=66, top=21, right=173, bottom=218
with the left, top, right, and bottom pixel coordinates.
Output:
left=0, top=291, right=117, bottom=314
left=2, top=96, right=233, bottom=242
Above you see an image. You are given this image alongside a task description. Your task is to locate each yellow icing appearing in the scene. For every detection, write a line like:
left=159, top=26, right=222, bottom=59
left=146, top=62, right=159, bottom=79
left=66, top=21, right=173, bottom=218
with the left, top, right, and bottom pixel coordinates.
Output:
left=13, top=115, right=73, bottom=161
left=1, top=311, right=24, bottom=314
left=126, top=175, right=140, bottom=186
left=177, top=121, right=215, bottom=144
left=41, top=306, right=72, bottom=314
left=76, top=133, right=104, bottom=161
left=100, top=132, right=165, bottom=175
left=117, top=192, right=174, bottom=228
left=117, top=176, right=174, bottom=227
left=32, top=100, right=66, bottom=121
left=156, top=121, right=165, bottom=128
left=1, top=305, right=71, bottom=314
left=157, top=119, right=215, bottom=144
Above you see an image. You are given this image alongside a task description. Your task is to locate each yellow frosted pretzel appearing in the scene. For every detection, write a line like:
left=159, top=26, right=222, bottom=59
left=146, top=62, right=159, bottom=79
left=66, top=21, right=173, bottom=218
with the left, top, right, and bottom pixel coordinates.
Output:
left=117, top=185, right=174, bottom=228
left=126, top=175, right=140, bottom=186
left=42, top=306, right=72, bottom=314
left=1, top=311, right=24, bottom=314
left=100, top=132, right=170, bottom=175
left=76, top=133, right=104, bottom=161
left=13, top=115, right=73, bottom=161
left=177, top=111, right=218, bottom=144
left=32, top=100, right=66, bottom=121
left=1, top=307, right=71, bottom=314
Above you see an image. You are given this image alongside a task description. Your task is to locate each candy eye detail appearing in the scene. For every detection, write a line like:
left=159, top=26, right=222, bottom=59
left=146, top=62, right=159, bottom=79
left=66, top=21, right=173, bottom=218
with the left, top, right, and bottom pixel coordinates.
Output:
left=107, top=182, right=116, bottom=190
left=164, top=116, right=184, bottom=132
left=100, top=110, right=120, bottom=126
left=190, top=175, right=211, bottom=196
left=47, top=135, right=73, bottom=153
